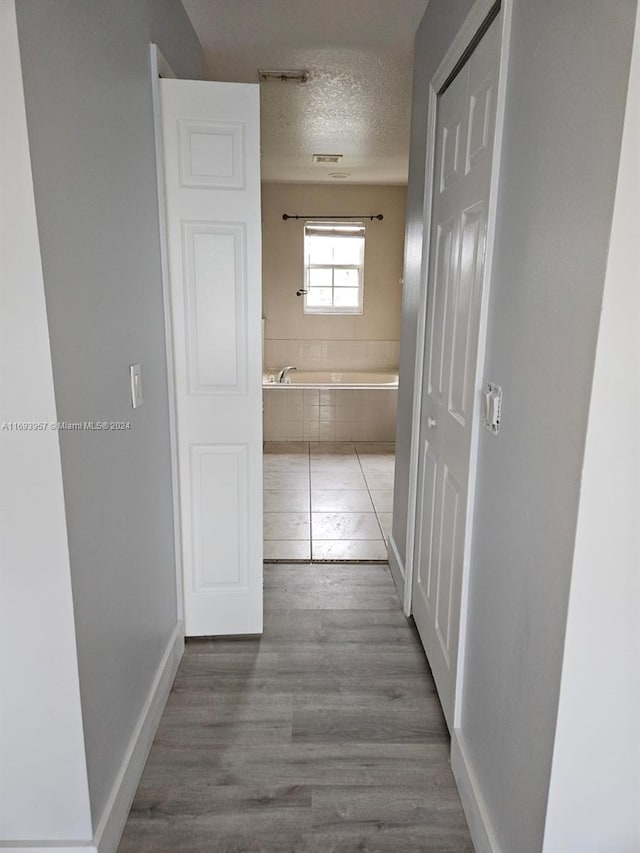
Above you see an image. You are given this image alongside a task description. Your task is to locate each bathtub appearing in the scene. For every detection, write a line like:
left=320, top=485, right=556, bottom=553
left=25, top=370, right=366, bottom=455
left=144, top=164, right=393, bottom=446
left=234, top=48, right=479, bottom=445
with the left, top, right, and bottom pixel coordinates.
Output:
left=262, top=368, right=398, bottom=441
left=263, top=369, right=398, bottom=390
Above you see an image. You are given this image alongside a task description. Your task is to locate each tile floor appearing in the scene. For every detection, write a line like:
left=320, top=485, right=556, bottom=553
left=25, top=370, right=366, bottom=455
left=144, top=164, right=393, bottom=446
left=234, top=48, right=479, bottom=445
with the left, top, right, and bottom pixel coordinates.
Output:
left=264, top=441, right=395, bottom=561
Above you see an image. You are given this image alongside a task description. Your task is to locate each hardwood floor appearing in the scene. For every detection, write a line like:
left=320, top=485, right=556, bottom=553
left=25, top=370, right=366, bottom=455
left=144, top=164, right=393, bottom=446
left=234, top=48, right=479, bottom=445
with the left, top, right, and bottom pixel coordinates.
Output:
left=118, top=564, right=473, bottom=852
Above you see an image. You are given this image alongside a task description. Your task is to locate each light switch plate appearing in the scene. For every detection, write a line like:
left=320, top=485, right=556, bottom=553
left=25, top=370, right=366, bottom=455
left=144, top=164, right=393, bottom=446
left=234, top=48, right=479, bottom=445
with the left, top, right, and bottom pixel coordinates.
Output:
left=130, top=364, right=144, bottom=408
left=483, top=382, right=502, bottom=435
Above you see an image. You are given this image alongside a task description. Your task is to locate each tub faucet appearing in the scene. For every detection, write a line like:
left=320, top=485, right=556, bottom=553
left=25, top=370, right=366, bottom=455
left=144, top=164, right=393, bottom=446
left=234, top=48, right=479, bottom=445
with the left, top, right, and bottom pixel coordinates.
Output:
left=278, top=365, right=297, bottom=383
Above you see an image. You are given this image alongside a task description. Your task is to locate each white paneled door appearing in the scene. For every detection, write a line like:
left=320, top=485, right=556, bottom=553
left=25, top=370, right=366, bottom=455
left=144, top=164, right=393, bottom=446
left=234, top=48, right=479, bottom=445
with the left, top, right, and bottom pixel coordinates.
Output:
left=160, top=80, right=262, bottom=636
left=412, top=13, right=501, bottom=728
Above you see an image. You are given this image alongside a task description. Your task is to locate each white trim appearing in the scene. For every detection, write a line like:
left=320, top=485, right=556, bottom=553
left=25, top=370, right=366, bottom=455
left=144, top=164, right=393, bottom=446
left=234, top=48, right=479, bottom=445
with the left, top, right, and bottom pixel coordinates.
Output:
left=432, top=0, right=500, bottom=92
left=403, top=0, right=513, bottom=722
left=402, top=64, right=438, bottom=618
left=0, top=846, right=97, bottom=852
left=150, top=44, right=184, bottom=624
left=92, top=622, right=184, bottom=853
left=387, top=533, right=406, bottom=600
left=451, top=730, right=502, bottom=853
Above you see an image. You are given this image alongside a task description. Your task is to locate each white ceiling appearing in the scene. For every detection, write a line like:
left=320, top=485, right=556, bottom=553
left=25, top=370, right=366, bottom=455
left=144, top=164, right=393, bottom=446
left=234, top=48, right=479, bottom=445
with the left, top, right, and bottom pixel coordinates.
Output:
left=181, top=0, right=429, bottom=184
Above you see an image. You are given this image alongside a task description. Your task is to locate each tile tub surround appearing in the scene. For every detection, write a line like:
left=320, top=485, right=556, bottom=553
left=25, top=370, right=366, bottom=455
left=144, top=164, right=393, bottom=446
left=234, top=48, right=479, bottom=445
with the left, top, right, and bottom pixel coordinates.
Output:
left=264, top=339, right=400, bottom=372
left=263, top=442, right=395, bottom=562
left=264, top=388, right=398, bottom=442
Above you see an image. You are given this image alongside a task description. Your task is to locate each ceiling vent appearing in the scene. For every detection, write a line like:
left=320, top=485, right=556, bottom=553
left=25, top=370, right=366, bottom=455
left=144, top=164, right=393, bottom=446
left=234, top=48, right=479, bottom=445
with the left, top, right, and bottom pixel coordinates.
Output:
left=258, top=69, right=309, bottom=83
left=312, top=154, right=343, bottom=165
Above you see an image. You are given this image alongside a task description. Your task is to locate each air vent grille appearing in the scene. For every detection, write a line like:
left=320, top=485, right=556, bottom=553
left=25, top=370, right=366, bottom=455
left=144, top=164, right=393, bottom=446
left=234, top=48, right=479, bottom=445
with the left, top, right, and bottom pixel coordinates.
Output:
left=312, top=154, right=343, bottom=165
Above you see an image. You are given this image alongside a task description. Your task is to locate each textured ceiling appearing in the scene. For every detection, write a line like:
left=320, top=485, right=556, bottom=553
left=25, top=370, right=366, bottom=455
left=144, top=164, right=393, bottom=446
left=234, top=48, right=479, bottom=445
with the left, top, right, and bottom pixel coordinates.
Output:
left=181, top=0, right=429, bottom=183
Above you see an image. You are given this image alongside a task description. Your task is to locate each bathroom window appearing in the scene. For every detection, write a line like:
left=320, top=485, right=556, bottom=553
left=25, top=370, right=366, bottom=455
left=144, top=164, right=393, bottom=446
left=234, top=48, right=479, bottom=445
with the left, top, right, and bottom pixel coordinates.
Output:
left=303, top=222, right=365, bottom=314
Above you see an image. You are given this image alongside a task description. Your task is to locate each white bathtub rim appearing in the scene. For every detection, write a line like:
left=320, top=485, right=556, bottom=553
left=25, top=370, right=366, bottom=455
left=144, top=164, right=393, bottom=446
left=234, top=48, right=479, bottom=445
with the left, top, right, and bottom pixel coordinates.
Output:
left=263, top=368, right=399, bottom=390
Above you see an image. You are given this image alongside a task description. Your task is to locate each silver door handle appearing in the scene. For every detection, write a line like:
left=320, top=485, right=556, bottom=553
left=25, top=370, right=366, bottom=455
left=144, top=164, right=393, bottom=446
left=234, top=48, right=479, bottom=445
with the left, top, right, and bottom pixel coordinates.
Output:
left=427, top=417, right=437, bottom=428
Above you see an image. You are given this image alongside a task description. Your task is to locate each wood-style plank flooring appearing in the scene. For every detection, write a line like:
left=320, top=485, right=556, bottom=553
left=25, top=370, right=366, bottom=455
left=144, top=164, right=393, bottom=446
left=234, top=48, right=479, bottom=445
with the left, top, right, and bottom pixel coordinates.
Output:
left=118, top=564, right=473, bottom=852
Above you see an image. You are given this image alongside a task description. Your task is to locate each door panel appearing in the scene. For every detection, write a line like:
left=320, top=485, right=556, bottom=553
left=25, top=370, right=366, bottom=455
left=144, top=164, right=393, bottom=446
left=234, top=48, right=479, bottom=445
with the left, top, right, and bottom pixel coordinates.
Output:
left=184, top=223, right=246, bottom=392
left=449, top=201, right=485, bottom=423
left=160, top=80, right=262, bottom=636
left=412, top=13, right=501, bottom=728
left=428, top=220, right=456, bottom=401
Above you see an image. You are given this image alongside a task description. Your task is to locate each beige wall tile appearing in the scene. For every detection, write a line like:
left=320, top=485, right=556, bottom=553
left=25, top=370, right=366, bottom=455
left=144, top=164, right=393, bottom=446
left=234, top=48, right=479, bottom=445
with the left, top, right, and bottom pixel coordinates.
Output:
left=264, top=388, right=397, bottom=442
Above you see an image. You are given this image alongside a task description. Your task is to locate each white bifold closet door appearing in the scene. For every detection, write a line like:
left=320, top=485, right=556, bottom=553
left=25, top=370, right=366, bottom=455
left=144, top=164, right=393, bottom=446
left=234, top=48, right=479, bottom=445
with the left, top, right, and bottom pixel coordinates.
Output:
left=160, top=79, right=263, bottom=636
left=412, top=13, right=501, bottom=729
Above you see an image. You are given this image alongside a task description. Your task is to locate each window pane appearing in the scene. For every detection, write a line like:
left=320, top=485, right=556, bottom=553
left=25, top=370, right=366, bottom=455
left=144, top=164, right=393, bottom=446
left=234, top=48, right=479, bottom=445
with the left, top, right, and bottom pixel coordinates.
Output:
left=334, top=288, right=360, bottom=308
left=307, top=235, right=333, bottom=264
left=333, top=236, right=363, bottom=265
left=308, top=267, right=332, bottom=287
left=334, top=268, right=359, bottom=287
left=303, top=222, right=364, bottom=315
left=306, top=287, right=333, bottom=307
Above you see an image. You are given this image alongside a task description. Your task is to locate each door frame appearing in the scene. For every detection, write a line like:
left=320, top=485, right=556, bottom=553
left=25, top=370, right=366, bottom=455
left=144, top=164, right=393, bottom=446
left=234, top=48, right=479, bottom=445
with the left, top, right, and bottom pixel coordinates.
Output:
left=403, top=0, right=513, bottom=729
left=149, top=44, right=184, bottom=625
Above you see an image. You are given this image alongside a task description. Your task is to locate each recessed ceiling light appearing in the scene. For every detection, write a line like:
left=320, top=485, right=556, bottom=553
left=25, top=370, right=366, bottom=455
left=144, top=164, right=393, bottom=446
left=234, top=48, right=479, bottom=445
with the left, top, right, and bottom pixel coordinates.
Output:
left=329, top=172, right=351, bottom=179
left=312, top=154, right=343, bottom=165
left=258, top=69, right=308, bottom=83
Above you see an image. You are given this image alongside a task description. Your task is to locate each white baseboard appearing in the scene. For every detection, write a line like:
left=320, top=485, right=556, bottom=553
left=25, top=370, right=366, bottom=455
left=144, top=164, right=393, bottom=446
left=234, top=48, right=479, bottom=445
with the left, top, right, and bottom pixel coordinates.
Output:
left=0, top=846, right=96, bottom=852
left=388, top=533, right=406, bottom=604
left=92, top=622, right=184, bottom=853
left=451, top=729, right=502, bottom=853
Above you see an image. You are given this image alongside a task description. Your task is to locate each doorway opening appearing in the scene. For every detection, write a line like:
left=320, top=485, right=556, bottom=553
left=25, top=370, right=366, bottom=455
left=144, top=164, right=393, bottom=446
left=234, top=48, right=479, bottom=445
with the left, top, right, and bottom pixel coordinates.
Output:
left=259, top=182, right=406, bottom=563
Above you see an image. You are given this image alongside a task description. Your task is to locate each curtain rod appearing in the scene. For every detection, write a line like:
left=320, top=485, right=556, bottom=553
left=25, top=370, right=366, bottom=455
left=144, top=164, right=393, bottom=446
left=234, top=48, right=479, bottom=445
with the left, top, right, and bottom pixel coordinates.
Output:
left=282, top=213, right=383, bottom=221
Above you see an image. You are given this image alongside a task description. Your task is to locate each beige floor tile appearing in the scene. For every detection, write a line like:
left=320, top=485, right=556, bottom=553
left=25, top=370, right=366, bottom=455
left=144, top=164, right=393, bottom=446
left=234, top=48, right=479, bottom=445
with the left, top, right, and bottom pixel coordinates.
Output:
left=264, top=490, right=310, bottom=512
left=312, top=512, right=382, bottom=541
left=263, top=471, right=310, bottom=490
left=370, top=490, right=394, bottom=513
left=311, top=540, right=388, bottom=561
left=358, top=458, right=396, bottom=476
left=260, top=442, right=393, bottom=562
left=263, top=457, right=309, bottom=475
left=376, top=512, right=393, bottom=539
left=354, top=442, right=396, bottom=455
left=311, top=490, right=374, bottom=512
left=310, top=458, right=362, bottom=473
left=263, top=512, right=310, bottom=540
left=310, top=471, right=368, bottom=491
left=362, top=471, right=395, bottom=490
left=264, top=540, right=311, bottom=561
left=310, top=442, right=356, bottom=455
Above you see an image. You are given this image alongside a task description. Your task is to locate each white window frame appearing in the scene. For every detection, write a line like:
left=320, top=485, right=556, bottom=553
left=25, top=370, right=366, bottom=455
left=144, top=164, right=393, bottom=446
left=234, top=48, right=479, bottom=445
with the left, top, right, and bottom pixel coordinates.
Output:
left=303, top=221, right=365, bottom=315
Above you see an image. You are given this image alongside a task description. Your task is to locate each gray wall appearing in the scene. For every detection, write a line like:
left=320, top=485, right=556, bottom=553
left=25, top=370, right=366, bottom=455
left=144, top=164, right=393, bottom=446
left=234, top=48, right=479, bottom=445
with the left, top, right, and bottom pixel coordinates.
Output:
left=395, top=0, right=636, bottom=849
left=15, top=0, right=202, bottom=828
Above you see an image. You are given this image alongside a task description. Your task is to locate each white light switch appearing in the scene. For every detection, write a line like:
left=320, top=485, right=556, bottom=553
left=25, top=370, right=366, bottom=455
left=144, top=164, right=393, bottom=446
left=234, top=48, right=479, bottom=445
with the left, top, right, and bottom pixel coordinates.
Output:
left=130, top=364, right=144, bottom=408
